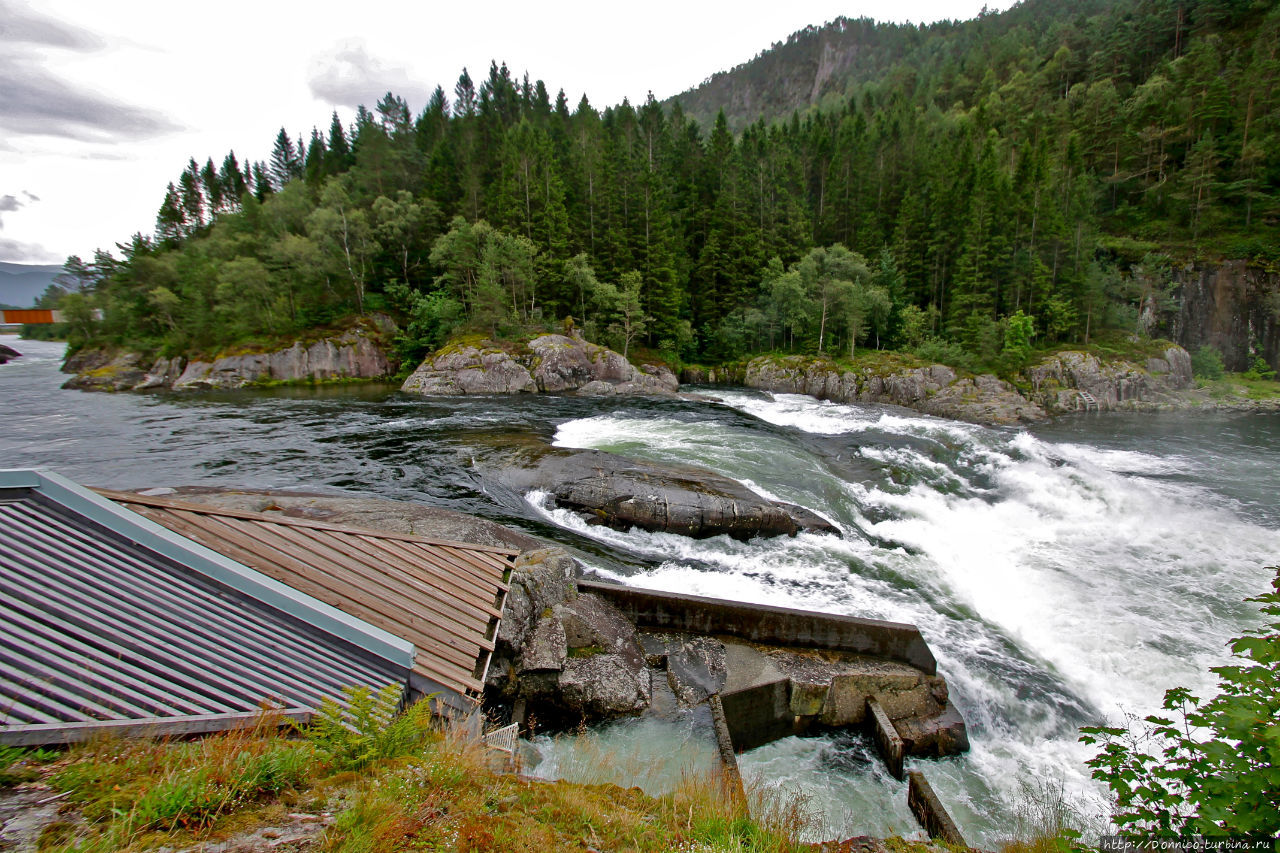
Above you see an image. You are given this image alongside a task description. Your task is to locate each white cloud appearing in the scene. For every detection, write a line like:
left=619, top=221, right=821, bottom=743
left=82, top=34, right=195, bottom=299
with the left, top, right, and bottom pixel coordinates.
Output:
left=308, top=39, right=433, bottom=111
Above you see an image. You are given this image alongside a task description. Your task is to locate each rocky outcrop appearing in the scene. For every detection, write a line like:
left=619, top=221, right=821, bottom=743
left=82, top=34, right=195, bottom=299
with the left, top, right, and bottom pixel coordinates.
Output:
left=0, top=343, right=20, bottom=364
left=492, top=552, right=965, bottom=755
left=400, top=343, right=537, bottom=395
left=489, top=549, right=651, bottom=724
left=60, top=348, right=148, bottom=391
left=744, top=355, right=1046, bottom=425
left=62, top=326, right=392, bottom=392
left=497, top=446, right=840, bottom=541
left=171, top=329, right=390, bottom=390
left=741, top=345, right=1202, bottom=422
left=1025, top=345, right=1193, bottom=413
left=401, top=333, right=678, bottom=397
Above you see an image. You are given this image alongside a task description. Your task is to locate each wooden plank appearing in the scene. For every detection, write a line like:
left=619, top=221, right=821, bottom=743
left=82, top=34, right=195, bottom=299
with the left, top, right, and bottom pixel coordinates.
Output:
left=113, top=510, right=480, bottom=696
left=100, top=490, right=521, bottom=554
left=0, top=708, right=316, bottom=748
left=438, top=544, right=517, bottom=587
left=273, top=523, right=501, bottom=625
left=208, top=514, right=494, bottom=663
left=326, top=528, right=506, bottom=613
left=154, top=509, right=484, bottom=676
left=351, top=533, right=504, bottom=617
left=365, top=532, right=505, bottom=603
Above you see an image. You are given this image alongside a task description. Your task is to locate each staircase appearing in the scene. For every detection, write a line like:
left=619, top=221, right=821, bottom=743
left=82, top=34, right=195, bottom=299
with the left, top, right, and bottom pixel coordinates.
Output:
left=1077, top=389, right=1100, bottom=412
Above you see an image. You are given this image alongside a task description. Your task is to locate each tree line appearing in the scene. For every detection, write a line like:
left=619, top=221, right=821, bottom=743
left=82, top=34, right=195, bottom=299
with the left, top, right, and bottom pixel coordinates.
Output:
left=49, top=0, right=1279, bottom=371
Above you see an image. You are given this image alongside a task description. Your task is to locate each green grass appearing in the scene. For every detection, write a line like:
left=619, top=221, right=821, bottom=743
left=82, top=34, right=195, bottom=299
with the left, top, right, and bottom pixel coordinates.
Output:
left=1196, top=373, right=1280, bottom=402
left=10, top=701, right=839, bottom=853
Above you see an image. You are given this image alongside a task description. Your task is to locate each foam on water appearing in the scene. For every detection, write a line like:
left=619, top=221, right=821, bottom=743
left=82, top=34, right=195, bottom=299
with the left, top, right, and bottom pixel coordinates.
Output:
left=530, top=393, right=1279, bottom=845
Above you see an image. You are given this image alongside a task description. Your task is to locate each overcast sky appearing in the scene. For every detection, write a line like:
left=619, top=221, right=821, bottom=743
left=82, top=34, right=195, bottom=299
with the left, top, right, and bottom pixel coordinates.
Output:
left=0, top=0, right=1017, bottom=266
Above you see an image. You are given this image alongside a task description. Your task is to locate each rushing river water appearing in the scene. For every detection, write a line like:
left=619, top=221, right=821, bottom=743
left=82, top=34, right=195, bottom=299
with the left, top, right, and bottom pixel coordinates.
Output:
left=4, top=335, right=1278, bottom=845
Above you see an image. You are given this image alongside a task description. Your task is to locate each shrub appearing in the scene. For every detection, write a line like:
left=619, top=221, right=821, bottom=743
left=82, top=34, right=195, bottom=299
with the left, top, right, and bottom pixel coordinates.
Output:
left=1241, top=354, right=1276, bottom=381
left=1080, top=567, right=1280, bottom=836
left=1190, top=346, right=1225, bottom=380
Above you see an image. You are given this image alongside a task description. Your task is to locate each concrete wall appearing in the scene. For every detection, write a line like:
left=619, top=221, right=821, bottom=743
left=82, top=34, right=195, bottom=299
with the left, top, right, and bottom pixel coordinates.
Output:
left=579, top=580, right=936, bottom=675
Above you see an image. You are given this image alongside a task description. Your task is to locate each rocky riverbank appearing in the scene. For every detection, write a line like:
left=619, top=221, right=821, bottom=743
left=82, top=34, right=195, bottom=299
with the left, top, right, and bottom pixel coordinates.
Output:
left=60, top=322, right=394, bottom=392
left=401, top=332, right=678, bottom=396
left=711, top=343, right=1211, bottom=426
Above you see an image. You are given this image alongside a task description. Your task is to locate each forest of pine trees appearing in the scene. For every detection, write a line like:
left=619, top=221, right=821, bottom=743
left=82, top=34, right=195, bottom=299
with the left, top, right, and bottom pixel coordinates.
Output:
left=51, top=0, right=1280, bottom=372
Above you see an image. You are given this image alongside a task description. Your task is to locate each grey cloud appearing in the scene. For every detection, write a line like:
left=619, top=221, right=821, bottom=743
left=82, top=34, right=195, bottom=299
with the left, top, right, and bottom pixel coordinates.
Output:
left=22, top=190, right=39, bottom=201
left=0, top=1, right=179, bottom=142
left=308, top=40, right=430, bottom=110
left=0, top=236, right=61, bottom=263
left=0, top=193, right=23, bottom=230
left=0, top=0, right=104, bottom=51
left=0, top=61, right=181, bottom=142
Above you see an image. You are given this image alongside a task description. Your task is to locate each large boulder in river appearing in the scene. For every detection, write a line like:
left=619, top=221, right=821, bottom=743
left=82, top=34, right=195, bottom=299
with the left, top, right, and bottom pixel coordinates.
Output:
left=0, top=343, right=21, bottom=364
left=400, top=333, right=677, bottom=397
left=501, top=446, right=840, bottom=541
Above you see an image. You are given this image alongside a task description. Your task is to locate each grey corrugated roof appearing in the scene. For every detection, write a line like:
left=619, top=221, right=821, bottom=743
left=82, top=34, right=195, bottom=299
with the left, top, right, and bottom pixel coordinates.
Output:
left=0, top=470, right=416, bottom=743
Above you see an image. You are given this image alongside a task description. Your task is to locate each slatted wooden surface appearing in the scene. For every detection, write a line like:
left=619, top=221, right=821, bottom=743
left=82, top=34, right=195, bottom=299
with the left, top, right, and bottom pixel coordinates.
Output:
left=99, top=491, right=517, bottom=699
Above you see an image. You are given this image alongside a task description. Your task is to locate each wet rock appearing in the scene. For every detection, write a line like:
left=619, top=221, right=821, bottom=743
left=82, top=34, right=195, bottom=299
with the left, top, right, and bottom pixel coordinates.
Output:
left=126, top=486, right=541, bottom=551
left=63, top=327, right=392, bottom=392
left=518, top=616, right=568, bottom=673
left=663, top=636, right=729, bottom=705
left=134, top=356, right=186, bottom=390
left=554, top=593, right=635, bottom=651
left=556, top=652, right=651, bottom=719
left=174, top=329, right=391, bottom=390
left=1025, top=345, right=1194, bottom=412
left=894, top=703, right=971, bottom=757
left=508, top=447, right=840, bottom=541
left=0, top=343, right=20, bottom=364
left=499, top=547, right=580, bottom=652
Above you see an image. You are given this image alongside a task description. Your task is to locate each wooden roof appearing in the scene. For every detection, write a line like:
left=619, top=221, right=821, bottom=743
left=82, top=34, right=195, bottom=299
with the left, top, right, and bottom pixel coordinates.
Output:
left=98, top=490, right=517, bottom=703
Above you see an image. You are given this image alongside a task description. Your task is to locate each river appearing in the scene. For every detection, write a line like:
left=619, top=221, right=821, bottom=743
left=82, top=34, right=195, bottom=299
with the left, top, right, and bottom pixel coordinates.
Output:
left=4, top=335, right=1278, bottom=846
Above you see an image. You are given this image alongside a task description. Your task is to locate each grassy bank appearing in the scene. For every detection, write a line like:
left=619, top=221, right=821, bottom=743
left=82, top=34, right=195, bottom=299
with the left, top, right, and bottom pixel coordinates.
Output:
left=0, top=704, right=856, bottom=853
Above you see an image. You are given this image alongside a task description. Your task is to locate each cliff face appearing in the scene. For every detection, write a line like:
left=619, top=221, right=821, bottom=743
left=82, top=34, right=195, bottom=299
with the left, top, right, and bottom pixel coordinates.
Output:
left=1168, top=261, right=1280, bottom=373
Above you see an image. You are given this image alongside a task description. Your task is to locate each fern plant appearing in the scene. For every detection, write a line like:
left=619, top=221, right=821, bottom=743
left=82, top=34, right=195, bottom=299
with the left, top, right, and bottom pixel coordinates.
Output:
left=307, top=684, right=438, bottom=771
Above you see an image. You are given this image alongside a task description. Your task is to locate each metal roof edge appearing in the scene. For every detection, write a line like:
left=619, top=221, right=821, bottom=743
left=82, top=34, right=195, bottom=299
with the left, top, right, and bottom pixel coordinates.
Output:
left=0, top=468, right=416, bottom=672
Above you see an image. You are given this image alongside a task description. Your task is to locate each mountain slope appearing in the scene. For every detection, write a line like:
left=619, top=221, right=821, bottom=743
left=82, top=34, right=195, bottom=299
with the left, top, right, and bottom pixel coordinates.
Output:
left=0, top=262, right=62, bottom=308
